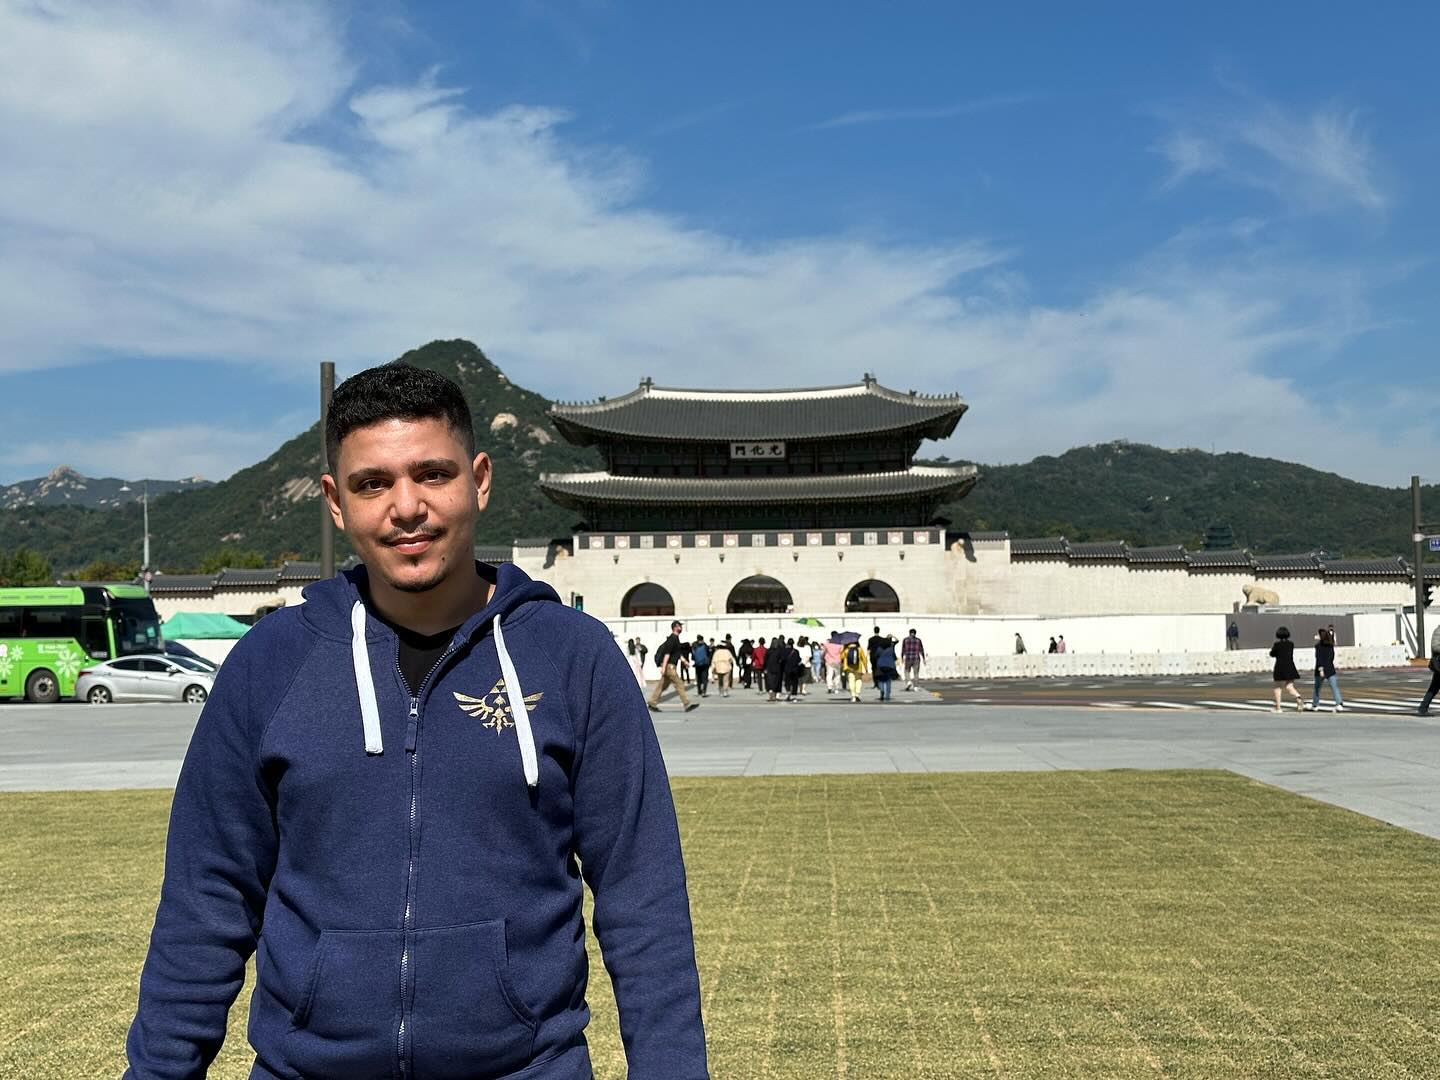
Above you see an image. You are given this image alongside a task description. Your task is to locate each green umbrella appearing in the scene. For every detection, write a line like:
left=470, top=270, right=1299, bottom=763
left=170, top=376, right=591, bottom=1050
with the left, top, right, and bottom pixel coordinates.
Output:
left=794, top=617, right=824, bottom=627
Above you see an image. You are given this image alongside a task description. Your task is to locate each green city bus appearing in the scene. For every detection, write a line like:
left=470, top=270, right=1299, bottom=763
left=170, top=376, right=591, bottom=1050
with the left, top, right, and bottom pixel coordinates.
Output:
left=0, top=584, right=164, bottom=703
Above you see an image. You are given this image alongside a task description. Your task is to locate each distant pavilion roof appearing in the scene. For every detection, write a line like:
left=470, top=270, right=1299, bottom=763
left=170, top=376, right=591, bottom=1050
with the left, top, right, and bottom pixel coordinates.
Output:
left=549, top=375, right=967, bottom=445
left=538, top=464, right=978, bottom=509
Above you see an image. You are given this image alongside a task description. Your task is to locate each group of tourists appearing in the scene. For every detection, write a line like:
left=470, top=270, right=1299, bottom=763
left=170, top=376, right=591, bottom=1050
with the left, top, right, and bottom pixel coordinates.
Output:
left=628, top=622, right=927, bottom=707
left=1012, top=633, right=1068, bottom=654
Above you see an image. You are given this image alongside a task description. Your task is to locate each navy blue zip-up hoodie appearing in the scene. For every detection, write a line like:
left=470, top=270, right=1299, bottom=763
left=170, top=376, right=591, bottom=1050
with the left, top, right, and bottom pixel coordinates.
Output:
left=124, top=563, right=708, bottom=1080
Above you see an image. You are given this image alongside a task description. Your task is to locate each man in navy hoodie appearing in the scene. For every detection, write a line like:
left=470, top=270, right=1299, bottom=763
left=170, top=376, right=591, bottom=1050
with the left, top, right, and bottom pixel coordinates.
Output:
left=124, top=362, right=708, bottom=1079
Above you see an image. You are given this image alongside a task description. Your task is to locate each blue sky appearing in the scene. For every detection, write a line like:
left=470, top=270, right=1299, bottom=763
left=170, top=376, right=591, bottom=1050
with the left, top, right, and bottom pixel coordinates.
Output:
left=1, top=0, right=1436, bottom=486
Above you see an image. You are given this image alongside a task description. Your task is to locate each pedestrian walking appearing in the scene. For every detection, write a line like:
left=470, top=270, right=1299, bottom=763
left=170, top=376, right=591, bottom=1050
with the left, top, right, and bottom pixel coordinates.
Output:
left=1269, top=625, right=1303, bottom=712
left=901, top=628, right=925, bottom=690
left=1308, top=627, right=1344, bottom=712
left=751, top=638, right=768, bottom=695
left=738, top=638, right=753, bottom=689
left=711, top=637, right=734, bottom=697
left=678, top=640, right=692, bottom=686
left=1419, top=624, right=1440, bottom=716
left=691, top=634, right=711, bottom=697
left=1056, top=635, right=1067, bottom=654
left=839, top=636, right=869, bottom=702
left=823, top=635, right=843, bottom=694
left=875, top=636, right=899, bottom=701
left=763, top=635, right=786, bottom=701
left=868, top=625, right=886, bottom=672
left=648, top=620, right=699, bottom=713
left=1226, top=621, right=1240, bottom=650
left=810, top=638, right=825, bottom=687
left=625, top=638, right=646, bottom=689
left=1014, top=633, right=1026, bottom=655
left=1047, top=636, right=1058, bottom=654
left=783, top=637, right=804, bottom=700
left=122, top=361, right=706, bottom=1079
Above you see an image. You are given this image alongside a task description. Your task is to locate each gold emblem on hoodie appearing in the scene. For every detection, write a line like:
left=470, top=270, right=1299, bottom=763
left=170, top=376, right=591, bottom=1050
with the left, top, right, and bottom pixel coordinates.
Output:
left=453, top=680, right=543, bottom=733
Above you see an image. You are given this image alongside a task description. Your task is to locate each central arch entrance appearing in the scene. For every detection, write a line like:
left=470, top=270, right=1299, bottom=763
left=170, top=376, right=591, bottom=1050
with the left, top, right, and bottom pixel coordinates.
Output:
left=621, top=582, right=675, bottom=617
left=726, top=575, right=793, bottom=614
left=845, top=579, right=900, bottom=613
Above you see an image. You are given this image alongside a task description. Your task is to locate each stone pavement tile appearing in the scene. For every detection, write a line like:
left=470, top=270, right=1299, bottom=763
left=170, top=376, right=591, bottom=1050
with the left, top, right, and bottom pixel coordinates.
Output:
left=771, top=750, right=898, bottom=774
left=0, top=759, right=181, bottom=792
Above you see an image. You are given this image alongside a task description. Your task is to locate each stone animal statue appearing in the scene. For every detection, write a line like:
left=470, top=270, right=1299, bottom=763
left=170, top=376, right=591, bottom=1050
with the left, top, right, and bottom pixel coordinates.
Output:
left=1242, top=584, right=1280, bottom=606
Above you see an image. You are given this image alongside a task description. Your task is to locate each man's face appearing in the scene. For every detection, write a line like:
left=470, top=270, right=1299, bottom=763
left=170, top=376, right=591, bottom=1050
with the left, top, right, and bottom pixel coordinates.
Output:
left=322, top=417, right=491, bottom=594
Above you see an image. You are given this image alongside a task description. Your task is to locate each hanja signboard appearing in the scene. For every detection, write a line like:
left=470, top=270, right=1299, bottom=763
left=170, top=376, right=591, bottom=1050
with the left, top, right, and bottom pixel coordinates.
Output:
left=731, top=441, right=786, bottom=460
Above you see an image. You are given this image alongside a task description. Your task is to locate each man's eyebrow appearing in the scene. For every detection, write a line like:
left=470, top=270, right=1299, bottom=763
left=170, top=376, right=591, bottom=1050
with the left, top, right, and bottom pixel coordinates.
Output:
left=345, top=459, right=463, bottom=484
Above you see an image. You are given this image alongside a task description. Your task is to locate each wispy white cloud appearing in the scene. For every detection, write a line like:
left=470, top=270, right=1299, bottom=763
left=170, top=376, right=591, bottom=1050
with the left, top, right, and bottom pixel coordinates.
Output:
left=1155, top=93, right=1387, bottom=213
left=6, top=413, right=311, bottom=484
left=813, top=93, right=1036, bottom=130
left=0, top=3, right=1428, bottom=488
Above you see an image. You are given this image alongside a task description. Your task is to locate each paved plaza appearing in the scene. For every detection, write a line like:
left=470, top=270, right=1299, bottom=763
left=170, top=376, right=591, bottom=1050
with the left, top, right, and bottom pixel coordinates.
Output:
left=4, top=680, right=1440, bottom=839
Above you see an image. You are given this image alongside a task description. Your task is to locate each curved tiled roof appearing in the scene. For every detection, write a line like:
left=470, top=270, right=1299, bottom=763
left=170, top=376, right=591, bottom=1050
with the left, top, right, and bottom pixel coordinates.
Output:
left=1322, top=557, right=1411, bottom=578
left=1010, top=537, right=1068, bottom=557
left=1254, top=553, right=1324, bottom=573
left=1067, top=541, right=1128, bottom=561
left=1125, top=545, right=1189, bottom=565
left=550, top=377, right=967, bottom=444
left=1187, top=549, right=1257, bottom=569
left=538, top=464, right=978, bottom=507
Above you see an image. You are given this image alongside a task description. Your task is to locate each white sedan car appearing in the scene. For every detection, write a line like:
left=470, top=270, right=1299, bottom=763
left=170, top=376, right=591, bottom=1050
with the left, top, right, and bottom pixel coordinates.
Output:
left=75, top=655, right=214, bottom=704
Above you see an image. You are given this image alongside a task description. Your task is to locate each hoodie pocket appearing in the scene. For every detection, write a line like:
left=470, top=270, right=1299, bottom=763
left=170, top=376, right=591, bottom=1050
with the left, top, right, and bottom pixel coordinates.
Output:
left=286, top=928, right=403, bottom=1080
left=408, top=919, right=537, bottom=1078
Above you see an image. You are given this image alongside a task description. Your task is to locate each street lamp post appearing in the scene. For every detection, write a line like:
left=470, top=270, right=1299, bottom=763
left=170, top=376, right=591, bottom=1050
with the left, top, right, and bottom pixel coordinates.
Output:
left=118, top=480, right=152, bottom=592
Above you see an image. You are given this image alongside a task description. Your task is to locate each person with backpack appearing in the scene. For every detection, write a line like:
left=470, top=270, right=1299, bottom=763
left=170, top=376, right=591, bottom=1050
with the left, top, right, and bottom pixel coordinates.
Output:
left=1308, top=627, right=1344, bottom=712
left=750, top=638, right=767, bottom=694
left=1269, top=625, right=1303, bottom=713
left=647, top=620, right=699, bottom=713
left=691, top=634, right=711, bottom=698
left=839, top=637, right=869, bottom=702
left=737, top=638, right=753, bottom=689
left=874, top=636, right=900, bottom=701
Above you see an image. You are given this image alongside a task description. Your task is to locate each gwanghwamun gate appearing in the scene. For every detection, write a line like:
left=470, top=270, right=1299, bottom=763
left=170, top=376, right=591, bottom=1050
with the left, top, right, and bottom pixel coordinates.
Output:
left=151, top=378, right=1435, bottom=675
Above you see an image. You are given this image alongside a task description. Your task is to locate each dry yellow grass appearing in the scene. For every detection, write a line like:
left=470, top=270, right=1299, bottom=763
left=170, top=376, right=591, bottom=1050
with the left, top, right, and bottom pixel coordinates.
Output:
left=4, top=771, right=1440, bottom=1078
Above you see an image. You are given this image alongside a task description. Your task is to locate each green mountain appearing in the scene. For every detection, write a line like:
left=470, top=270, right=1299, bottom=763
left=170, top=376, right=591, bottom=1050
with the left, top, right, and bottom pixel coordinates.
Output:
left=938, top=441, right=1436, bottom=557
left=0, top=341, right=600, bottom=573
left=0, top=340, right=1432, bottom=573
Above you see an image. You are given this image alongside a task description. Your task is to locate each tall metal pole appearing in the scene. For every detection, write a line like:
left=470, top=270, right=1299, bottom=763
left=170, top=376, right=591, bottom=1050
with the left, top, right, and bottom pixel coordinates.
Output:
left=321, top=361, right=336, bottom=578
left=142, top=480, right=151, bottom=593
left=1415, top=475, right=1427, bottom=660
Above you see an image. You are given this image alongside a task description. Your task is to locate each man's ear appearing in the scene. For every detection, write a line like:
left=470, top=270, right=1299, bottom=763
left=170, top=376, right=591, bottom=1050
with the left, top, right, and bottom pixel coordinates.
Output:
left=321, top=474, right=346, bottom=531
left=472, top=451, right=493, bottom=512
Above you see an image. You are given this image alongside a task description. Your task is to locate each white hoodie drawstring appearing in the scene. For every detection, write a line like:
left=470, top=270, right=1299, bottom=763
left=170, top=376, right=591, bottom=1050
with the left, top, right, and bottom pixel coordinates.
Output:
left=349, top=600, right=538, bottom=786
left=493, top=617, right=540, bottom=788
left=351, top=601, right=384, bottom=755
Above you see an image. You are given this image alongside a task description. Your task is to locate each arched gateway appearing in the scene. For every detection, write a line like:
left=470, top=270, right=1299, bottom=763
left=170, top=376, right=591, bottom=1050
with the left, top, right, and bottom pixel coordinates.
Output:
left=845, top=579, right=900, bottom=613
left=726, top=576, right=793, bottom=614
left=621, top=582, right=675, bottom=617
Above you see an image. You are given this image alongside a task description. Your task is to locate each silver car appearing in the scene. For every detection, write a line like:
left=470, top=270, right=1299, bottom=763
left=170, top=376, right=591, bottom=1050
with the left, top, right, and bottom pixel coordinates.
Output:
left=75, top=655, right=214, bottom=704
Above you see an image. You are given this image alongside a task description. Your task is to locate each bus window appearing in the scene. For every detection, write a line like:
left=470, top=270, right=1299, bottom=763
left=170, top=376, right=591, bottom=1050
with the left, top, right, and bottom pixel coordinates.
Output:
left=0, top=609, right=19, bottom=637
left=112, top=598, right=163, bottom=655
left=23, top=607, right=83, bottom=640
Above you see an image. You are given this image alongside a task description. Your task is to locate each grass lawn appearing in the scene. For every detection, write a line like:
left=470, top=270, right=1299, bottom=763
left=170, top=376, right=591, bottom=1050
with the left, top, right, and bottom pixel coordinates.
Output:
left=4, top=770, right=1440, bottom=1078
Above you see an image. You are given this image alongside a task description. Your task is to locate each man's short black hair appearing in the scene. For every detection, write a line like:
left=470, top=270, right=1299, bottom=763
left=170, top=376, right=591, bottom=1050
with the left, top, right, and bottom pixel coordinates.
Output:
left=671, top=620, right=683, bottom=631
left=326, top=361, right=475, bottom=471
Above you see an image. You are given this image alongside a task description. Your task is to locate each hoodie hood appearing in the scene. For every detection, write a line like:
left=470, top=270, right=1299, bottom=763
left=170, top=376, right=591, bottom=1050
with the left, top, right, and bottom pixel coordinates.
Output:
left=301, top=561, right=562, bottom=785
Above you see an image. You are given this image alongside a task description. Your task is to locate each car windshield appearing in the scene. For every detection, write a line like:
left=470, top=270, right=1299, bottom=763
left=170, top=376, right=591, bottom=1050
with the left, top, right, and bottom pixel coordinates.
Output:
left=169, top=655, right=216, bottom=673
left=112, top=597, right=163, bottom=656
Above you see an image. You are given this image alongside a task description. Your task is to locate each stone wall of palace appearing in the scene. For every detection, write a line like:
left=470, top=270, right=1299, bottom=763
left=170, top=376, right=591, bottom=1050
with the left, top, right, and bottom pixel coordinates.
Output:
left=147, top=533, right=1421, bottom=625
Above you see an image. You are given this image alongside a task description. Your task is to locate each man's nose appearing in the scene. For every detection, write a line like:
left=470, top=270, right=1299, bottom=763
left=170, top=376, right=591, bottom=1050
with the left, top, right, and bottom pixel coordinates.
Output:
left=390, top=478, right=429, bottom=523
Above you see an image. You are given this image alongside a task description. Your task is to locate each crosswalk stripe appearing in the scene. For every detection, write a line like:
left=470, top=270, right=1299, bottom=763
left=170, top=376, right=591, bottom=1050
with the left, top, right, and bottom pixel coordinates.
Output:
left=1142, top=701, right=1201, bottom=709
left=1195, top=700, right=1273, bottom=712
